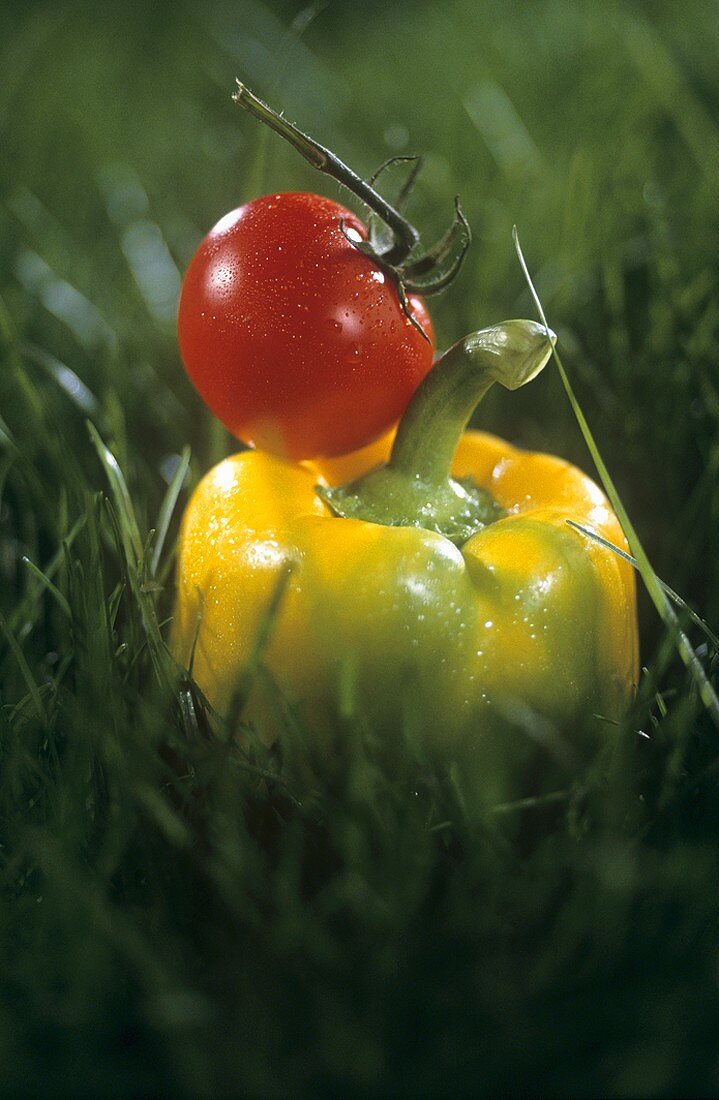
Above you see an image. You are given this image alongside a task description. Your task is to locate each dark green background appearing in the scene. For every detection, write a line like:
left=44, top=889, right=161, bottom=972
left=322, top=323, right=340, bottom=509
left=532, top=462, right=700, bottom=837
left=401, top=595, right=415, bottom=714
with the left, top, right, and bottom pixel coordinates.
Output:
left=1, top=1, right=719, bottom=1096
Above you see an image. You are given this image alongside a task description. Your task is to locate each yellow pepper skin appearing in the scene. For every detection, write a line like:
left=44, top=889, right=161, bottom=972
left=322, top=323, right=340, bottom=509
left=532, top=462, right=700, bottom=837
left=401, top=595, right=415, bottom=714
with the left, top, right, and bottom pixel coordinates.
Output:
left=171, top=322, right=638, bottom=772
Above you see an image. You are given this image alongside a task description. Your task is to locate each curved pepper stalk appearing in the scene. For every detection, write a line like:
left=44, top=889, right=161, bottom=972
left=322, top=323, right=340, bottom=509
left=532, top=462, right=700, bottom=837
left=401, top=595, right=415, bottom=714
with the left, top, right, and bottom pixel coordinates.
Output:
left=318, top=320, right=555, bottom=546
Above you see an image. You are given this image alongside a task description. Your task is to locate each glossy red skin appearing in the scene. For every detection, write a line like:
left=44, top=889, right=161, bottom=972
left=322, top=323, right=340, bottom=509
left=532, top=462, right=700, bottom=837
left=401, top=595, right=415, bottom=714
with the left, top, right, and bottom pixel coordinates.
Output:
left=178, top=192, right=435, bottom=460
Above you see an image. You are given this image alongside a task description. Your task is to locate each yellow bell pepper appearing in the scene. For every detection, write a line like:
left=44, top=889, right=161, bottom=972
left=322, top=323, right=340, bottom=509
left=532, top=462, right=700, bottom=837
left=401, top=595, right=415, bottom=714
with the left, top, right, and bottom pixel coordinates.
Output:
left=172, top=321, right=638, bottom=774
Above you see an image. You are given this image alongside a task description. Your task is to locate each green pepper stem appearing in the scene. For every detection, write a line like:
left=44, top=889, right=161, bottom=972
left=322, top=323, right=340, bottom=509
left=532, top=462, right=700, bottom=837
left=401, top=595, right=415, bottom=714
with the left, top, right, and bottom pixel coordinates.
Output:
left=318, top=320, right=555, bottom=545
left=390, top=320, right=556, bottom=483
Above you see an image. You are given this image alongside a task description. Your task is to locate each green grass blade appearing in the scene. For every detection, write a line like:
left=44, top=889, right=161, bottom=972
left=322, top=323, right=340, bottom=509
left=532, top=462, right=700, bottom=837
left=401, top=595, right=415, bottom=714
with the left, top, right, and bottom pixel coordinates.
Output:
left=0, top=612, right=47, bottom=727
left=88, top=423, right=177, bottom=696
left=150, top=446, right=190, bottom=578
left=87, top=421, right=143, bottom=567
left=566, top=520, right=719, bottom=652
left=7, top=516, right=85, bottom=634
left=21, top=556, right=72, bottom=619
left=513, top=226, right=719, bottom=733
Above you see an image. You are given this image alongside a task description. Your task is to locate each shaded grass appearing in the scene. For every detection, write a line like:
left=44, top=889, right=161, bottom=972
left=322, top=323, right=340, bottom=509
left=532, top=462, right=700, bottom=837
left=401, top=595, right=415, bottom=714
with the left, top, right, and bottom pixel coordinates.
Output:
left=2, top=0, right=719, bottom=1095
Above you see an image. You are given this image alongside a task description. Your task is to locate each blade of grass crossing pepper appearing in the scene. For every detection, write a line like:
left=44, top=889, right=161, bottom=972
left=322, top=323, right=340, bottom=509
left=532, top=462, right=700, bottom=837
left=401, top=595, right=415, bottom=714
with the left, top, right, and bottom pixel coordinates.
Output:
left=221, top=560, right=296, bottom=742
left=513, top=227, right=719, bottom=732
left=566, top=520, right=719, bottom=652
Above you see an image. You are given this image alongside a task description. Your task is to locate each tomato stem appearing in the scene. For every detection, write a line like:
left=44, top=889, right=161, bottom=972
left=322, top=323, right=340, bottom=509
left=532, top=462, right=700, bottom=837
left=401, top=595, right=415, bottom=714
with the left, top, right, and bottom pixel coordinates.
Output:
left=403, top=199, right=471, bottom=290
left=232, top=80, right=472, bottom=312
left=368, top=155, right=423, bottom=211
left=234, top=82, right=419, bottom=266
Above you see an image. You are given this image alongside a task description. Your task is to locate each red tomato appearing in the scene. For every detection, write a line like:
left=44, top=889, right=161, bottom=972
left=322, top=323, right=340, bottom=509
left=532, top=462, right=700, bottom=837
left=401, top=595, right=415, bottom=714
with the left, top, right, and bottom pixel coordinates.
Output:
left=178, top=192, right=435, bottom=460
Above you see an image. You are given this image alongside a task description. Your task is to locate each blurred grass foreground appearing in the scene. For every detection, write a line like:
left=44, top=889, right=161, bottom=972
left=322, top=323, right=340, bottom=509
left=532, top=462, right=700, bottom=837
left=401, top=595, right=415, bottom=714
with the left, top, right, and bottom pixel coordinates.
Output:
left=2, top=1, right=719, bottom=1096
